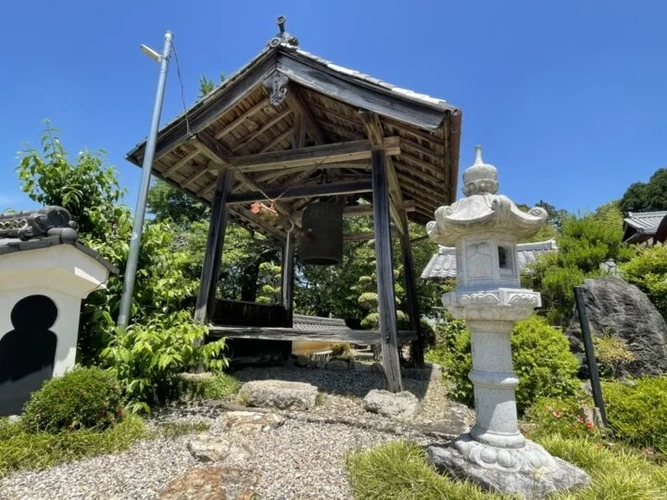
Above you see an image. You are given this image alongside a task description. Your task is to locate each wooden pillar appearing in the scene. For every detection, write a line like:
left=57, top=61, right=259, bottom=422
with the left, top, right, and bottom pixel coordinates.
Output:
left=399, top=220, right=425, bottom=367
left=281, top=227, right=295, bottom=312
left=371, top=148, right=403, bottom=393
left=194, top=168, right=234, bottom=324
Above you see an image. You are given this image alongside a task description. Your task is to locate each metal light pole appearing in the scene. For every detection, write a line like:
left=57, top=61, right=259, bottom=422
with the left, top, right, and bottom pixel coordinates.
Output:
left=117, top=31, right=174, bottom=330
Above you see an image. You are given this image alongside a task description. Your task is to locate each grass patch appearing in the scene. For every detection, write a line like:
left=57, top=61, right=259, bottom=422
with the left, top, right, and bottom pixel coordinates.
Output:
left=0, top=414, right=146, bottom=478
left=346, top=438, right=667, bottom=500
left=153, top=421, right=210, bottom=439
left=183, top=372, right=241, bottom=401
left=315, top=393, right=326, bottom=406
left=346, top=441, right=498, bottom=499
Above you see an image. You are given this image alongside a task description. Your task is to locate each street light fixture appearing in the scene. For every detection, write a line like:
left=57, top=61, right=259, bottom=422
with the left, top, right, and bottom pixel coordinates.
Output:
left=117, top=31, right=174, bottom=330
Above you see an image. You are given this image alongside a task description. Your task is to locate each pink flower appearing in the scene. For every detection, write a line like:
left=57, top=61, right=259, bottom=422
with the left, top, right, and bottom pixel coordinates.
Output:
left=586, top=421, right=593, bottom=429
left=645, top=447, right=654, bottom=455
left=577, top=416, right=585, bottom=423
left=552, top=411, right=562, bottom=418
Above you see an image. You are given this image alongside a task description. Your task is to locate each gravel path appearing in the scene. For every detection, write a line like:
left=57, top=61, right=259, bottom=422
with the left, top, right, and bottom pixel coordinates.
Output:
left=0, top=364, right=467, bottom=499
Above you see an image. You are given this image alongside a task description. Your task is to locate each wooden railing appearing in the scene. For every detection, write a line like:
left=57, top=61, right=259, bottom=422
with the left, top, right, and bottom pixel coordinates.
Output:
left=210, top=299, right=292, bottom=328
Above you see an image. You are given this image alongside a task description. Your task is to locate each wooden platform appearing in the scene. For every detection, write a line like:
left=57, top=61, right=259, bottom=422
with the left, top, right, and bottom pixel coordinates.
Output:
left=208, top=325, right=417, bottom=345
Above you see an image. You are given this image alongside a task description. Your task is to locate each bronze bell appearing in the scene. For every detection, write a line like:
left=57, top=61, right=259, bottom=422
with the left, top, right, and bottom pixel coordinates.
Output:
left=300, top=200, right=343, bottom=265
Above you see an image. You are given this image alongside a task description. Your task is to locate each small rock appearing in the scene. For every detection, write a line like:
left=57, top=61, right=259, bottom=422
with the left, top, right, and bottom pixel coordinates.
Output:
left=187, top=434, right=250, bottom=464
left=159, top=466, right=259, bottom=500
left=371, top=362, right=385, bottom=373
left=239, top=380, right=318, bottom=410
left=351, top=360, right=372, bottom=372
left=363, top=389, right=420, bottom=419
left=294, top=355, right=310, bottom=367
left=220, top=410, right=285, bottom=434
left=326, top=359, right=349, bottom=371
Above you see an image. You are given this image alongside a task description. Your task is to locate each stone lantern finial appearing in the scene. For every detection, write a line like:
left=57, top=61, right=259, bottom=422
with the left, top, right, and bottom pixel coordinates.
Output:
left=462, top=145, right=498, bottom=197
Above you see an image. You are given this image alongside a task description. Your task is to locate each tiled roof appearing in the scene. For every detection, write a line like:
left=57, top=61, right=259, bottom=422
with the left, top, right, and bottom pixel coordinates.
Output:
left=623, top=211, right=667, bottom=243
left=421, top=239, right=558, bottom=280
left=0, top=207, right=117, bottom=273
left=283, top=44, right=456, bottom=112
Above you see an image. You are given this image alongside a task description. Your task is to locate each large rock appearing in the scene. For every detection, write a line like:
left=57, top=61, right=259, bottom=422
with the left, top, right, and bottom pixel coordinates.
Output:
left=219, top=410, right=285, bottom=434
left=187, top=434, right=250, bottom=464
left=159, top=466, right=259, bottom=500
left=565, top=277, right=667, bottom=377
left=363, top=389, right=420, bottom=419
left=428, top=435, right=590, bottom=498
left=239, top=380, right=318, bottom=410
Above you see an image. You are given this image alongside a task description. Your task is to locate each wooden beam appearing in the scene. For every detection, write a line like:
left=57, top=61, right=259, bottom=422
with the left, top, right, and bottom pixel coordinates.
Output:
left=232, top=108, right=292, bottom=153
left=258, top=127, right=294, bottom=154
left=226, top=180, right=372, bottom=205
left=229, top=206, right=285, bottom=242
left=183, top=162, right=214, bottom=189
left=371, top=148, right=403, bottom=393
left=194, top=168, right=234, bottom=324
left=281, top=228, right=295, bottom=310
left=343, top=229, right=399, bottom=242
left=284, top=83, right=327, bottom=144
left=211, top=137, right=400, bottom=174
left=277, top=55, right=453, bottom=130
left=162, top=149, right=201, bottom=177
left=399, top=216, right=424, bottom=367
left=254, top=162, right=368, bottom=183
left=214, top=98, right=269, bottom=139
left=360, top=112, right=407, bottom=236
left=293, top=200, right=415, bottom=219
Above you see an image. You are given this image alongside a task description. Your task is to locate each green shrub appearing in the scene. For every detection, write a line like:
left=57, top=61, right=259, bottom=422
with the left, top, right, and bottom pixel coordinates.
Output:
left=524, top=397, right=602, bottom=441
left=593, top=332, right=636, bottom=378
left=602, top=376, right=667, bottom=454
left=183, top=372, right=241, bottom=400
left=22, top=367, right=124, bottom=433
left=331, top=342, right=352, bottom=359
left=621, top=243, right=667, bottom=320
left=0, top=414, right=145, bottom=478
left=101, top=311, right=227, bottom=413
left=426, top=316, right=580, bottom=414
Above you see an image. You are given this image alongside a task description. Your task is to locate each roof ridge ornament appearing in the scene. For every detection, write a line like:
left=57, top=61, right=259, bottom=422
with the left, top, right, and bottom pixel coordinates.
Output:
left=268, top=16, right=299, bottom=48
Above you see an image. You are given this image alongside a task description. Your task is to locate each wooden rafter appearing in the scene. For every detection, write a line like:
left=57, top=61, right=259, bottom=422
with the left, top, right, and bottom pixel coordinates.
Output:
left=284, top=83, right=327, bottom=144
left=162, top=149, right=201, bottom=176
left=226, top=181, right=372, bottom=205
left=214, top=97, right=270, bottom=139
left=232, top=108, right=292, bottom=153
left=209, top=137, right=400, bottom=174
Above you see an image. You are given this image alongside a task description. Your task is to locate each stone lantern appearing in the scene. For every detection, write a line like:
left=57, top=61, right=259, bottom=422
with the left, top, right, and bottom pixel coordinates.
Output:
left=425, top=147, right=589, bottom=497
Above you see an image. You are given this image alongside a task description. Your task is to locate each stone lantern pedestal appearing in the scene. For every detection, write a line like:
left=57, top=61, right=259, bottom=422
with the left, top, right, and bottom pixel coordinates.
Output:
left=0, top=207, right=115, bottom=416
left=425, top=148, right=590, bottom=497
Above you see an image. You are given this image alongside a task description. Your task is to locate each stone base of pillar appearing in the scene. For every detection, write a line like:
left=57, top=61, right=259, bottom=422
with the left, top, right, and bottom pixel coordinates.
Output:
left=427, top=434, right=590, bottom=498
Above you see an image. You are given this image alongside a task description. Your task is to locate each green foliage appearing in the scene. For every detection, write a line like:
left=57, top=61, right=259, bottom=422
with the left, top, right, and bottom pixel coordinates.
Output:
left=182, top=372, right=241, bottom=401
left=524, top=397, right=602, bottom=441
left=16, top=124, right=199, bottom=365
left=22, top=367, right=124, bottom=433
left=523, top=207, right=633, bottom=324
left=593, top=333, right=636, bottom=378
left=621, top=243, right=667, bottom=320
left=146, top=179, right=209, bottom=226
left=331, top=342, right=353, bottom=359
left=101, top=312, right=227, bottom=413
left=425, top=316, right=473, bottom=406
left=602, top=376, right=667, bottom=454
left=198, top=73, right=226, bottom=97
left=619, top=168, right=667, bottom=213
left=257, top=261, right=282, bottom=304
left=426, top=316, right=580, bottom=414
left=346, top=441, right=495, bottom=500
left=154, top=421, right=210, bottom=439
left=0, top=414, right=145, bottom=478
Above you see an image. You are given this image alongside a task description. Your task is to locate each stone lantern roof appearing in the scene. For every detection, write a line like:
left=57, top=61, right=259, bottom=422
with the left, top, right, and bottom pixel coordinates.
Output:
left=427, top=146, right=548, bottom=246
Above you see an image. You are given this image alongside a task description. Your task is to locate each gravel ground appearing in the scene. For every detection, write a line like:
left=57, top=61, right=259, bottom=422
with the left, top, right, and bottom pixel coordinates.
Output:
left=0, top=364, right=463, bottom=499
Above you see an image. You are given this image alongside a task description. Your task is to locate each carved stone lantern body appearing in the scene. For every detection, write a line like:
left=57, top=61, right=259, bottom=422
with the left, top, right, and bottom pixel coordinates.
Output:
left=425, top=147, right=590, bottom=497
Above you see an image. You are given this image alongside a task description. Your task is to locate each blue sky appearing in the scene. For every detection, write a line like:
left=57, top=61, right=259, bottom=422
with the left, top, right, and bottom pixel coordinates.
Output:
left=1, top=0, right=665, bottom=215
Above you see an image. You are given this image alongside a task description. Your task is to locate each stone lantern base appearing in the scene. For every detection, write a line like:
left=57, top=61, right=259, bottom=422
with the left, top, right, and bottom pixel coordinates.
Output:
left=428, top=435, right=590, bottom=498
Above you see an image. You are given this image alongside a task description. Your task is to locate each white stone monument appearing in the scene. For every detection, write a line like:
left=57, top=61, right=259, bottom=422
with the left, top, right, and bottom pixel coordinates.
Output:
left=0, top=207, right=114, bottom=415
left=425, top=147, right=590, bottom=497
